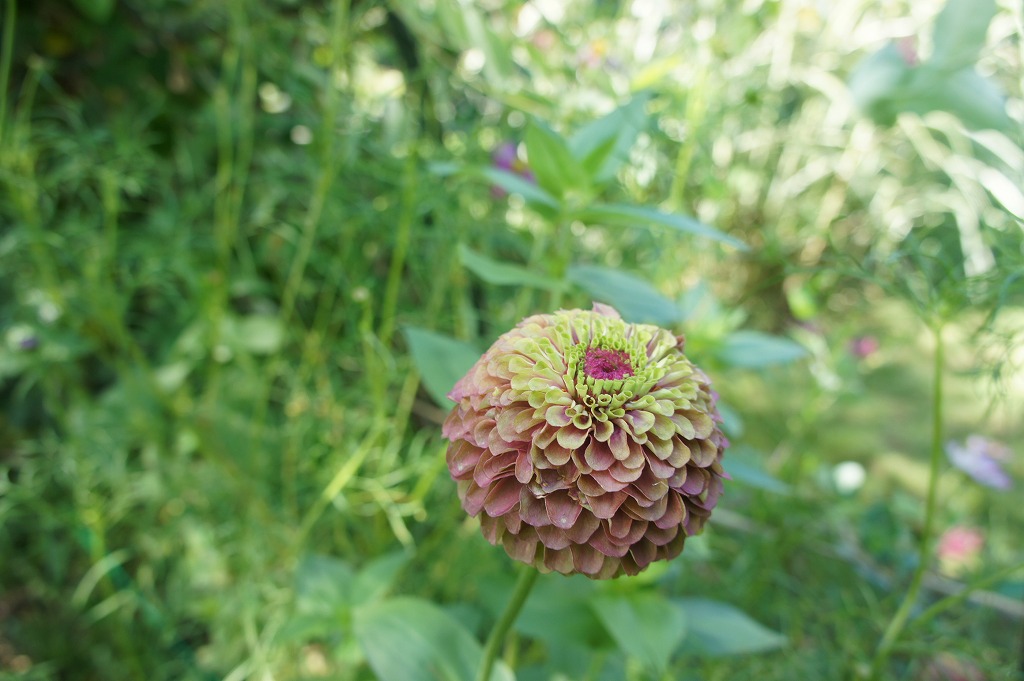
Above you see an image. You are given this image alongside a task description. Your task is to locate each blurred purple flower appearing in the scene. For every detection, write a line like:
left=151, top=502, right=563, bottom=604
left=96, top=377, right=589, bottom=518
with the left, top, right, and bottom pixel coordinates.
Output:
left=18, top=336, right=39, bottom=351
left=491, top=142, right=535, bottom=197
left=945, top=435, right=1012, bottom=490
left=848, top=335, right=879, bottom=359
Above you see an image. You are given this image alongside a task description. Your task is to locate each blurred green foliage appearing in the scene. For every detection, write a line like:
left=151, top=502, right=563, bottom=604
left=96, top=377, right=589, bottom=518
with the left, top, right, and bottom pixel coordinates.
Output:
left=1, top=0, right=1022, bottom=679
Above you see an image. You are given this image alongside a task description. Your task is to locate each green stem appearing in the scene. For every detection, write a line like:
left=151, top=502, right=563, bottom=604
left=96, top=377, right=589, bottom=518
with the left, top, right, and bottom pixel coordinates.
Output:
left=476, top=568, right=539, bottom=681
left=0, top=0, right=15, bottom=145
left=869, top=323, right=944, bottom=678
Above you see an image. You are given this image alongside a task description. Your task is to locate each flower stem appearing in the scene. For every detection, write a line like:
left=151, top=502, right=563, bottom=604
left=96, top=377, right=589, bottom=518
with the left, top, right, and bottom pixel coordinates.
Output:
left=476, top=567, right=539, bottom=681
left=869, top=323, right=945, bottom=678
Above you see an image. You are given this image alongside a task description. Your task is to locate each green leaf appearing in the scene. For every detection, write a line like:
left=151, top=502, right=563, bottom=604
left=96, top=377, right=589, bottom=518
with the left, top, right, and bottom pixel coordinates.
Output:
left=674, top=599, right=786, bottom=656
left=567, top=265, right=681, bottom=326
left=525, top=119, right=589, bottom=198
left=514, top=575, right=608, bottom=648
left=354, top=597, right=514, bottom=681
left=480, top=167, right=561, bottom=210
left=352, top=551, right=410, bottom=608
left=402, top=327, right=481, bottom=406
left=568, top=95, right=651, bottom=186
left=71, top=0, right=115, bottom=22
left=916, top=67, right=1011, bottom=132
left=295, top=554, right=354, bottom=619
left=931, top=0, right=996, bottom=72
left=458, top=245, right=566, bottom=291
left=847, top=43, right=913, bottom=127
left=591, top=592, right=687, bottom=675
left=723, top=445, right=791, bottom=495
left=578, top=203, right=748, bottom=250
left=716, top=331, right=807, bottom=368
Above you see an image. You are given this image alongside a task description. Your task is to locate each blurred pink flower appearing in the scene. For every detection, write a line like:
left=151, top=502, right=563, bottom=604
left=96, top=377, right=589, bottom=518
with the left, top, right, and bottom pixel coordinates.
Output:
left=848, top=335, right=879, bottom=359
left=896, top=36, right=919, bottom=67
left=945, top=435, right=1012, bottom=490
left=935, top=526, right=984, bottom=576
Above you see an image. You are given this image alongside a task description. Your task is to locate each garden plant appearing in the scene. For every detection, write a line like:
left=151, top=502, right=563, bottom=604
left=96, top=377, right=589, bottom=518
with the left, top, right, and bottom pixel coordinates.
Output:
left=1, top=0, right=1022, bottom=680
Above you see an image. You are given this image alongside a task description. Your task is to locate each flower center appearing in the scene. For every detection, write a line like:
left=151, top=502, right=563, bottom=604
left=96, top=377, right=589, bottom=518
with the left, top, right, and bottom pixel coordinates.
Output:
left=583, top=347, right=633, bottom=380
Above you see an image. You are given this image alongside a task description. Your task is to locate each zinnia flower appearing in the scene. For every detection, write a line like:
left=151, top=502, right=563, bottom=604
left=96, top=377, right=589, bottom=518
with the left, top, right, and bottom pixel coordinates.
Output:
left=443, top=304, right=729, bottom=578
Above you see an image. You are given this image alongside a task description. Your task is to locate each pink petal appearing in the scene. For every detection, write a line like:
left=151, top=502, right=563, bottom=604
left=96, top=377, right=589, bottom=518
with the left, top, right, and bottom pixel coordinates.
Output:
left=587, top=526, right=631, bottom=558
left=563, top=511, right=600, bottom=544
left=483, top=478, right=521, bottom=517
left=545, top=490, right=584, bottom=530
left=654, top=493, right=684, bottom=529
left=584, top=439, right=615, bottom=471
left=502, top=528, right=538, bottom=563
left=586, top=490, right=628, bottom=519
left=570, top=543, right=606, bottom=575
left=447, top=441, right=484, bottom=480
left=542, top=441, right=572, bottom=466
left=536, top=524, right=572, bottom=550
left=474, top=450, right=517, bottom=487
left=629, top=539, right=657, bottom=570
left=519, top=489, right=552, bottom=527
left=608, top=428, right=631, bottom=461
left=592, top=418, right=614, bottom=442
left=543, top=547, right=575, bottom=574
left=556, top=426, right=588, bottom=450
left=463, top=481, right=489, bottom=516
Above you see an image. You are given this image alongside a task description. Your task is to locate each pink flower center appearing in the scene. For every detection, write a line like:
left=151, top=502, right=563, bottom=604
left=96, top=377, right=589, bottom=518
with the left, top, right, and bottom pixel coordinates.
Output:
left=583, top=347, right=633, bottom=380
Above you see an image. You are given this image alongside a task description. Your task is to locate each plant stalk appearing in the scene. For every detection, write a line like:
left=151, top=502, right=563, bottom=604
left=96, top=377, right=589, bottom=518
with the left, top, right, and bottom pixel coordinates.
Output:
left=476, top=567, right=539, bottom=681
left=869, top=323, right=945, bottom=678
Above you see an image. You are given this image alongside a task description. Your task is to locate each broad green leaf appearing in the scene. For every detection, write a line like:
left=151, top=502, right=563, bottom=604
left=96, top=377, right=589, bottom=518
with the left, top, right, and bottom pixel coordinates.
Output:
left=673, top=598, right=786, bottom=656
left=847, top=43, right=912, bottom=127
left=403, top=327, right=481, bottom=406
left=567, top=265, right=680, bottom=326
left=578, top=203, right=747, bottom=250
left=352, top=551, right=410, bottom=608
left=514, top=575, right=608, bottom=648
left=916, top=68, right=1011, bottom=132
left=480, top=167, right=561, bottom=210
left=295, top=554, right=354, bottom=619
left=723, top=445, right=791, bottom=495
left=591, top=592, right=687, bottom=675
left=458, top=245, right=566, bottom=291
left=931, top=0, right=996, bottom=72
left=525, top=120, right=589, bottom=198
left=716, top=330, right=807, bottom=368
left=568, top=95, right=651, bottom=186
left=354, top=597, right=514, bottom=681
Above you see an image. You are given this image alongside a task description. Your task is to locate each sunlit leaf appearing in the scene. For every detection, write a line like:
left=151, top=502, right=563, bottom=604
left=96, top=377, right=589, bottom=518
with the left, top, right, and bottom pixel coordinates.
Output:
left=578, top=203, right=747, bottom=250
left=569, top=94, right=651, bottom=186
left=716, top=331, right=807, bottom=368
left=354, top=597, right=514, bottom=681
left=931, top=0, right=996, bottom=72
left=403, top=327, right=480, bottom=406
left=525, top=119, right=589, bottom=198
left=674, top=598, right=786, bottom=656
left=458, top=245, right=566, bottom=291
left=591, top=592, right=687, bottom=675
left=567, top=265, right=681, bottom=326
